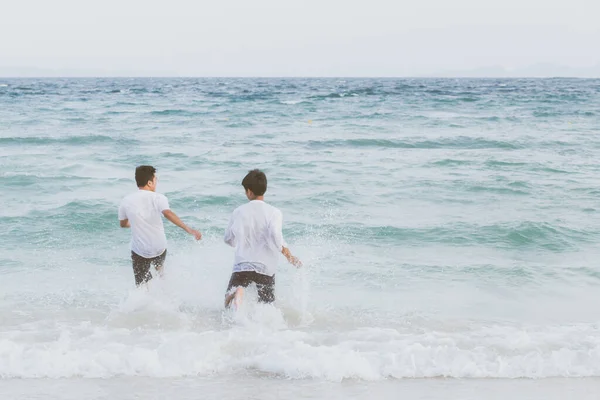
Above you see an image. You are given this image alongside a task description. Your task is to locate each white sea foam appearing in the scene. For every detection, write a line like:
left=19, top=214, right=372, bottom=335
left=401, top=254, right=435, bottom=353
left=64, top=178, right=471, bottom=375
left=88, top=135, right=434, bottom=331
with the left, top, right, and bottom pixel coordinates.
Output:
left=1, top=313, right=599, bottom=380
left=1, top=240, right=599, bottom=381
left=281, top=100, right=307, bottom=105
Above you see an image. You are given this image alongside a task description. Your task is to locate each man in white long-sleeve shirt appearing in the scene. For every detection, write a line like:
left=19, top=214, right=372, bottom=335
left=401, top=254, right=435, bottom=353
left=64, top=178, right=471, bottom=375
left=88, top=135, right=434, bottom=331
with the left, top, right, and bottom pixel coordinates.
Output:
left=119, top=165, right=202, bottom=286
left=224, top=169, right=301, bottom=308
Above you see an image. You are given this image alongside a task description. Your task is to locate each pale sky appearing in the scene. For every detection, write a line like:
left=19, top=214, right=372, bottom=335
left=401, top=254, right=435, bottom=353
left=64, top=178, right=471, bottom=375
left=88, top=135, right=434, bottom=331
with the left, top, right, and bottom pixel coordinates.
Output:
left=1, top=0, right=599, bottom=77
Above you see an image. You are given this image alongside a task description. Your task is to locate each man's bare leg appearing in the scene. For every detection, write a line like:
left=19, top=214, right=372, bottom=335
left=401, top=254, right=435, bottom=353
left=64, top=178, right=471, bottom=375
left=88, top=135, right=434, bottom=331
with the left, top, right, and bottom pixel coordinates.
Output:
left=224, top=287, right=245, bottom=309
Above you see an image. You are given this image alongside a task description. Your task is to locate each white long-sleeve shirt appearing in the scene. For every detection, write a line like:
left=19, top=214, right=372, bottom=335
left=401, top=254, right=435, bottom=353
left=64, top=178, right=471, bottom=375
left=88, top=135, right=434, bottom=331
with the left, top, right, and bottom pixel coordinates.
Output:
left=224, top=200, right=288, bottom=277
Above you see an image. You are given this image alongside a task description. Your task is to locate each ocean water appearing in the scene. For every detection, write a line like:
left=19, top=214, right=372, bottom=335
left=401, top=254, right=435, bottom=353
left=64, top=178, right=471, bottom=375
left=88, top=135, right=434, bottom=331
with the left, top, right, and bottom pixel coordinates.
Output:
left=1, top=78, right=600, bottom=398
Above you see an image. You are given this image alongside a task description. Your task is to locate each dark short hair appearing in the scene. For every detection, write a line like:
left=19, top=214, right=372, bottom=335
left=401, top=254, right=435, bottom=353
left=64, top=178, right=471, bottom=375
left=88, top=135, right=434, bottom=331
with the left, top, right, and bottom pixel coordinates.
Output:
left=135, top=165, right=156, bottom=187
left=242, top=169, right=267, bottom=196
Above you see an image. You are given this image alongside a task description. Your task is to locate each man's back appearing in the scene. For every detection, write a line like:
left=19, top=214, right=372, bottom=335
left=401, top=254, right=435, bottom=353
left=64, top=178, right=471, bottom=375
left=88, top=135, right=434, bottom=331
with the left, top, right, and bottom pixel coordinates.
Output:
left=119, top=190, right=169, bottom=258
left=225, top=200, right=286, bottom=276
left=223, top=169, right=300, bottom=308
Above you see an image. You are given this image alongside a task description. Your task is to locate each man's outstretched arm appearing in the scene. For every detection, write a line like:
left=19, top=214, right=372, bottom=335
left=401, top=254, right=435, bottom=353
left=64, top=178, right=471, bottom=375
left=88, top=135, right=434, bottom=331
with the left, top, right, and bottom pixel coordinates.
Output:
left=162, top=210, right=202, bottom=240
left=272, top=211, right=301, bottom=267
left=282, top=246, right=302, bottom=267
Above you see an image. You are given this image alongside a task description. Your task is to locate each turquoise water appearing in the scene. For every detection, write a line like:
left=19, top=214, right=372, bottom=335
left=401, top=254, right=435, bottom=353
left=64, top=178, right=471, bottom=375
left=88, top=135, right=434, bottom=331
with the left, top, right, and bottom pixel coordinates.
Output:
left=1, top=78, right=600, bottom=381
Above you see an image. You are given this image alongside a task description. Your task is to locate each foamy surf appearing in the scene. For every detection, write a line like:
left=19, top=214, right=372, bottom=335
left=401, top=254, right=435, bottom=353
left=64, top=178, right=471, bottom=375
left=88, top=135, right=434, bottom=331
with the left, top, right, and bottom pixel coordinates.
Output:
left=281, top=100, right=308, bottom=105
left=1, top=321, right=599, bottom=380
left=105, top=279, right=193, bottom=330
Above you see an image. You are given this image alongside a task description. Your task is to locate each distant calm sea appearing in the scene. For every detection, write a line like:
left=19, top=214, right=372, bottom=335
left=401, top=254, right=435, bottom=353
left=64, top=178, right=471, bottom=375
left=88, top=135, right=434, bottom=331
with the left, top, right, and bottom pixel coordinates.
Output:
left=1, top=78, right=600, bottom=399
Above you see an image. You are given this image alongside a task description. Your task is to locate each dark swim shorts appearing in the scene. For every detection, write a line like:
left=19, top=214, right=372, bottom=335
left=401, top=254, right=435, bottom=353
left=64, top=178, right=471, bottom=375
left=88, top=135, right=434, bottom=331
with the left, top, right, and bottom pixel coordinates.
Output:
left=131, top=250, right=167, bottom=286
left=226, top=271, right=275, bottom=303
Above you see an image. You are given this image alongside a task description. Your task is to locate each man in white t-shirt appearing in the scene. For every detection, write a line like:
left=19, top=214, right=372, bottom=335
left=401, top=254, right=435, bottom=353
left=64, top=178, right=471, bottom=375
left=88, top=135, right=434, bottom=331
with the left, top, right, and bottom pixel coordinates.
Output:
left=118, top=165, right=202, bottom=286
left=223, top=169, right=301, bottom=308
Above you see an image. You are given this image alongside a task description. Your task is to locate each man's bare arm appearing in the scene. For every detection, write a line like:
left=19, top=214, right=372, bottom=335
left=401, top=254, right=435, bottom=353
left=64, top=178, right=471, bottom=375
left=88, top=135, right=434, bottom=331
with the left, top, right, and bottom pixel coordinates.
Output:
left=120, top=219, right=130, bottom=228
left=162, top=210, right=202, bottom=240
left=282, top=246, right=302, bottom=267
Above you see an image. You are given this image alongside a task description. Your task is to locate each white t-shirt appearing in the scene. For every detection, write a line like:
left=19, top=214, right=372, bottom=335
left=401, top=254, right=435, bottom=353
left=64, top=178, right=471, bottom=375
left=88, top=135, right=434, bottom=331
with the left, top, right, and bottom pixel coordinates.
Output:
left=224, top=200, right=288, bottom=277
left=118, top=190, right=170, bottom=258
